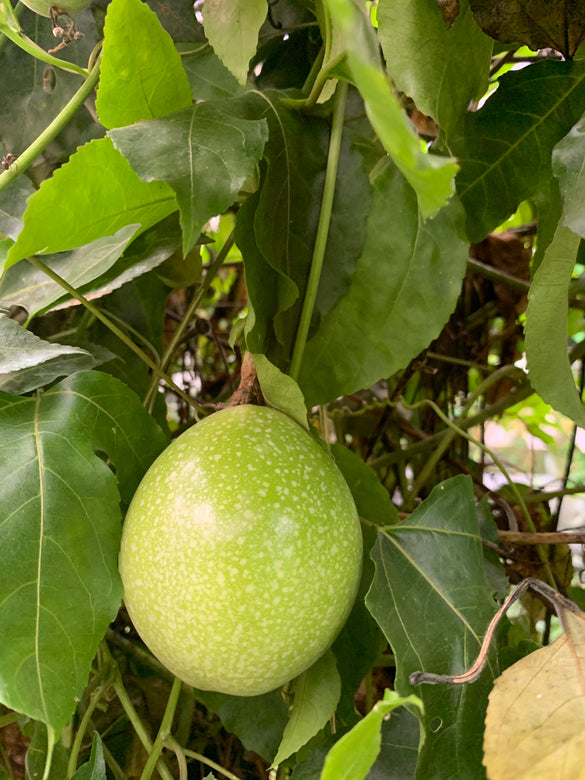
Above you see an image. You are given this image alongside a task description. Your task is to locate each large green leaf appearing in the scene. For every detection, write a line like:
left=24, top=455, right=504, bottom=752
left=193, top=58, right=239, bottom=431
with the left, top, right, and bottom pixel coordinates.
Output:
left=553, top=114, right=585, bottom=239
left=109, top=98, right=268, bottom=254
left=365, top=476, right=499, bottom=779
left=0, top=371, right=167, bottom=733
left=0, top=317, right=109, bottom=394
left=180, top=42, right=242, bottom=101
left=298, top=162, right=468, bottom=407
left=272, top=651, right=341, bottom=765
left=6, top=138, right=176, bottom=270
left=525, top=222, right=585, bottom=426
left=202, top=0, right=267, bottom=85
left=322, top=0, right=458, bottom=218
left=452, top=60, right=585, bottom=241
left=95, top=0, right=192, bottom=129
left=377, top=0, right=492, bottom=135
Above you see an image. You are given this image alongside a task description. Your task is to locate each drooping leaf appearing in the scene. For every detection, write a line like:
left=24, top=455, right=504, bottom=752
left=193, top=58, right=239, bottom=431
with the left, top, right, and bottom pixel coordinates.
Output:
left=71, top=733, right=107, bottom=780
left=109, top=98, right=268, bottom=254
left=194, top=688, right=288, bottom=762
left=0, top=371, right=167, bottom=733
left=470, top=0, right=585, bottom=58
left=553, top=115, right=585, bottom=239
left=320, top=689, right=423, bottom=780
left=6, top=138, right=176, bottom=269
left=377, top=0, right=492, bottom=135
left=202, top=0, right=267, bottom=85
left=95, top=0, right=192, bottom=129
left=452, top=60, right=585, bottom=241
left=298, top=161, right=468, bottom=407
left=484, top=606, right=585, bottom=779
left=0, top=317, right=110, bottom=394
left=365, top=476, right=499, bottom=778
left=525, top=222, right=585, bottom=426
left=323, top=0, right=458, bottom=218
left=250, top=353, right=308, bottom=428
left=272, top=651, right=341, bottom=765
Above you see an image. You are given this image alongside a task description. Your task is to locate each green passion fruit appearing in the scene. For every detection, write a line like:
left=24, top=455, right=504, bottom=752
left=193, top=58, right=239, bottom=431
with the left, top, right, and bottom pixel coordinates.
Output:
left=119, top=404, right=362, bottom=696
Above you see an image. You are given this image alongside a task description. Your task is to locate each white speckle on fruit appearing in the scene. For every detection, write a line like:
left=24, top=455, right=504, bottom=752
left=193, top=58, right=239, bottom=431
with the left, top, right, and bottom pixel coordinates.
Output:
left=119, top=404, right=362, bottom=696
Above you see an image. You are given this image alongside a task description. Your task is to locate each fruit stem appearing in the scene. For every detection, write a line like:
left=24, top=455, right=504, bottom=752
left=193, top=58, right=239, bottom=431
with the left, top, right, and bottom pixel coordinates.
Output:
left=289, top=79, right=347, bottom=382
left=139, top=676, right=182, bottom=780
left=0, top=50, right=99, bottom=194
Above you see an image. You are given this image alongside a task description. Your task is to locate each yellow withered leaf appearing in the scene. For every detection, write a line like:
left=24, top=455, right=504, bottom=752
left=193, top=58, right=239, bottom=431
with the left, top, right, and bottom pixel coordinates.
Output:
left=484, top=607, right=585, bottom=779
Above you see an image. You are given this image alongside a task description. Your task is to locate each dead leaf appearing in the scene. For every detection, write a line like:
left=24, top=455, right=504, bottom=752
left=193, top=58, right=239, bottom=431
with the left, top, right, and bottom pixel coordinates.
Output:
left=470, top=0, right=585, bottom=58
left=484, top=607, right=585, bottom=779
left=436, top=0, right=460, bottom=28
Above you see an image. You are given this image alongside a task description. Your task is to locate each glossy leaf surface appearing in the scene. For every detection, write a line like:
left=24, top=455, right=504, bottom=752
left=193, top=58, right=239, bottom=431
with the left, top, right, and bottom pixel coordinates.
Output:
left=365, top=476, right=500, bottom=778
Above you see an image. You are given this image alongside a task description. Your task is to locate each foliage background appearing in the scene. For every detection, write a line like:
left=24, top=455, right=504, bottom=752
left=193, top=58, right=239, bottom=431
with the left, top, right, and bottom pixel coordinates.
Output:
left=1, top=0, right=585, bottom=778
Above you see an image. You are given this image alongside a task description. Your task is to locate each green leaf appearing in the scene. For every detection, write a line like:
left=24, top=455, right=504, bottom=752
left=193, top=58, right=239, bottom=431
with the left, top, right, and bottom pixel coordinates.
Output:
left=0, top=317, right=109, bottom=394
left=365, top=476, right=498, bottom=778
left=553, top=114, right=585, bottom=239
left=272, top=651, right=341, bottom=766
left=452, top=60, right=585, bottom=241
left=250, top=353, right=308, bottom=428
left=368, top=707, right=421, bottom=779
left=525, top=222, right=585, bottom=426
left=377, top=0, right=492, bottom=135
left=24, top=721, right=68, bottom=780
left=0, top=226, right=137, bottom=316
left=202, top=0, right=267, bottom=85
left=0, top=371, right=167, bottom=733
left=332, top=445, right=398, bottom=526
left=321, top=689, right=422, bottom=780
left=71, top=733, right=106, bottom=780
left=0, top=217, right=182, bottom=318
left=298, top=162, right=468, bottom=406
left=109, top=99, right=268, bottom=254
left=180, top=42, right=242, bottom=100
left=95, top=0, right=192, bottom=129
left=322, top=0, right=458, bottom=218
left=194, top=689, right=288, bottom=762
left=6, top=138, right=176, bottom=270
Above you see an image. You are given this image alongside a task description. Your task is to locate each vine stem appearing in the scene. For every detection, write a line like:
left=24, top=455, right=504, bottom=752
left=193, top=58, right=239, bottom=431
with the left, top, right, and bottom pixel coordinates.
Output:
left=26, top=256, right=205, bottom=414
left=0, top=49, right=99, bottom=193
left=181, top=747, right=241, bottom=780
left=139, top=676, right=182, bottom=780
left=0, top=0, right=88, bottom=77
left=289, top=79, right=347, bottom=382
left=143, top=228, right=236, bottom=411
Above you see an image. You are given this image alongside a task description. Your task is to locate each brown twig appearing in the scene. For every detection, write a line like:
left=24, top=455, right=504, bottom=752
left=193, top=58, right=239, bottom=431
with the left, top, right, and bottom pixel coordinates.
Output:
left=498, top=531, right=585, bottom=545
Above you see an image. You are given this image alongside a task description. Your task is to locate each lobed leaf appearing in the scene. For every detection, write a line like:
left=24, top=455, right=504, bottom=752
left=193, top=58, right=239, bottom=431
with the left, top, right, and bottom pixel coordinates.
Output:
left=452, top=60, right=585, bottom=241
left=365, top=476, right=500, bottom=778
left=6, top=139, right=176, bottom=270
left=95, top=0, right=192, bottom=129
left=0, top=371, right=167, bottom=733
left=298, top=162, right=468, bottom=407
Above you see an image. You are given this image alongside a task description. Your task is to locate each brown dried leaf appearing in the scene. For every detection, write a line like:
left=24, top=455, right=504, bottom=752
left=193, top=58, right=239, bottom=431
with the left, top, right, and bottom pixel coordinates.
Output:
left=470, top=0, right=585, bottom=57
left=436, top=0, right=460, bottom=28
left=484, top=607, right=585, bottom=779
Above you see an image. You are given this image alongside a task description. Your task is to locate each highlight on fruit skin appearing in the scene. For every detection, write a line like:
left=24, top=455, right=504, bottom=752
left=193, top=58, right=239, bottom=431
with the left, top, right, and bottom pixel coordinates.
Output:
left=119, top=404, right=363, bottom=696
